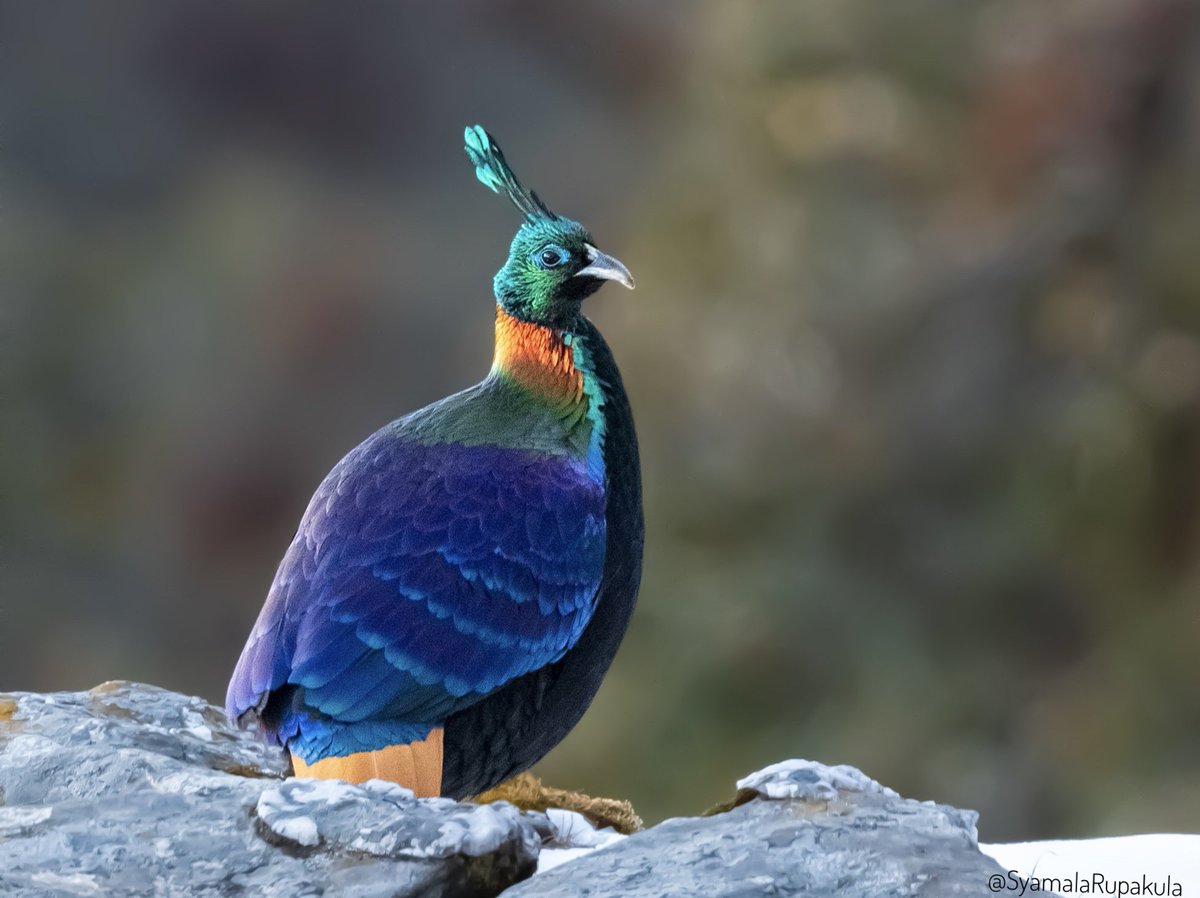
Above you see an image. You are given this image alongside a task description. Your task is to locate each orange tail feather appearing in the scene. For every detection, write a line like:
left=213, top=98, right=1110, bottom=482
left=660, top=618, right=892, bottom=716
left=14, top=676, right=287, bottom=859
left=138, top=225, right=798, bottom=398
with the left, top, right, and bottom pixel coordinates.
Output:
left=290, top=728, right=444, bottom=797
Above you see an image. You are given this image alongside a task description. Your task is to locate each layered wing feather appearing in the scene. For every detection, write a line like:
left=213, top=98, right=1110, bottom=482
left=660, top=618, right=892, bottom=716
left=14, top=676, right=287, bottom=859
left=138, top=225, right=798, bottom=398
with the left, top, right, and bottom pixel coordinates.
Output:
left=226, top=425, right=606, bottom=761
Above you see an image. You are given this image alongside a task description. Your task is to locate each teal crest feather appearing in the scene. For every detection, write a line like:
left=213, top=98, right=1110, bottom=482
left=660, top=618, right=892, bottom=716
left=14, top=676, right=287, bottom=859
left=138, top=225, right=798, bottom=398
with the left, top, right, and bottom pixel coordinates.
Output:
left=464, top=125, right=559, bottom=223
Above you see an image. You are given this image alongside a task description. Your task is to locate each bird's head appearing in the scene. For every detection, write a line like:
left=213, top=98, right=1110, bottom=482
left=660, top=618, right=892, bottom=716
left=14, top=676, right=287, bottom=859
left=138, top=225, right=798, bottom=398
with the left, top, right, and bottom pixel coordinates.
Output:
left=465, top=125, right=633, bottom=328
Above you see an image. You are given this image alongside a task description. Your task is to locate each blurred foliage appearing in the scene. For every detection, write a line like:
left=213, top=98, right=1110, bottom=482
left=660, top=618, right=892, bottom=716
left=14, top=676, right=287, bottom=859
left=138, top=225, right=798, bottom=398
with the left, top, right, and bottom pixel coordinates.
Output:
left=3, top=0, right=1199, bottom=840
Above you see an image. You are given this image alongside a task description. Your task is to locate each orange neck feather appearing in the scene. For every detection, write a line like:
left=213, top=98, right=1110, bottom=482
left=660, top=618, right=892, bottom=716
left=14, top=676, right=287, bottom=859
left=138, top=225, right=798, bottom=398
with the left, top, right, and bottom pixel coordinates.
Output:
left=492, top=307, right=584, bottom=403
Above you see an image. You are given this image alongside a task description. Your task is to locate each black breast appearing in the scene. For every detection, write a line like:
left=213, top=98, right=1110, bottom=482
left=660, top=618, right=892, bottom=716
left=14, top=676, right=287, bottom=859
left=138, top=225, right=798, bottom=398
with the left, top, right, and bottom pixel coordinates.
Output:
left=440, top=317, right=644, bottom=798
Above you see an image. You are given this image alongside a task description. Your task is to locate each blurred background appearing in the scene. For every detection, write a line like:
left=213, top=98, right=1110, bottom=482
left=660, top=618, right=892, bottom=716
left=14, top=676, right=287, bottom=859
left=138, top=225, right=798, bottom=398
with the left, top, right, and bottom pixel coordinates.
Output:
left=3, top=0, right=1199, bottom=841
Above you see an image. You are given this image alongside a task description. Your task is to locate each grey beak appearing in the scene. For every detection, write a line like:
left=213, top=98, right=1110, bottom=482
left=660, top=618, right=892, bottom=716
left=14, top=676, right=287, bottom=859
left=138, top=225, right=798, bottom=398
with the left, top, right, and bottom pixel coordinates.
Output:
left=575, top=244, right=635, bottom=290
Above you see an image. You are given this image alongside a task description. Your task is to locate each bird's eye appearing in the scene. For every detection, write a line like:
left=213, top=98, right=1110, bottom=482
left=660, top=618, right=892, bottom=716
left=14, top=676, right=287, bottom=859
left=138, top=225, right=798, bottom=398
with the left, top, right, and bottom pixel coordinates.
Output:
left=535, top=245, right=567, bottom=269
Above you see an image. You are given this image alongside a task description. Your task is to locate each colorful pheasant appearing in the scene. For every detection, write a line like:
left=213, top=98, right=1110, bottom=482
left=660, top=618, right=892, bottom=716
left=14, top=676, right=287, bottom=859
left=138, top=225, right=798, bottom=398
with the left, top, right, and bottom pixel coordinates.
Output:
left=226, top=126, right=643, bottom=799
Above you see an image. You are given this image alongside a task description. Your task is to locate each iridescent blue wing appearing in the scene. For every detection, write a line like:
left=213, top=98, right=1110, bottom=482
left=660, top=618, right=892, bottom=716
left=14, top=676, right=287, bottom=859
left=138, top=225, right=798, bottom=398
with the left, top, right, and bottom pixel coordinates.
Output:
left=226, top=426, right=606, bottom=760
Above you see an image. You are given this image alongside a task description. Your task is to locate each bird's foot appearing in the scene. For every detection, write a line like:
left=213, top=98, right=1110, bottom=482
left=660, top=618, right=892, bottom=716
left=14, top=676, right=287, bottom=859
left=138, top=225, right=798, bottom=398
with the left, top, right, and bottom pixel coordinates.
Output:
left=472, top=772, right=643, bottom=834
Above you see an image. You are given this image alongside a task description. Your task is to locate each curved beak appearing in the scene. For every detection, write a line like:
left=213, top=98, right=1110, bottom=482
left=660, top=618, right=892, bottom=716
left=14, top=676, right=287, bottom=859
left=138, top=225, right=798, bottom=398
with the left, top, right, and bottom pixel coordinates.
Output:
left=575, top=244, right=635, bottom=290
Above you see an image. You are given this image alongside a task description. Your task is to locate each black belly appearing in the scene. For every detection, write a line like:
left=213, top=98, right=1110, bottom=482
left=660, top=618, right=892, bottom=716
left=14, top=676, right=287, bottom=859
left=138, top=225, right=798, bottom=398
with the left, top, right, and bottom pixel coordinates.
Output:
left=441, top=320, right=643, bottom=798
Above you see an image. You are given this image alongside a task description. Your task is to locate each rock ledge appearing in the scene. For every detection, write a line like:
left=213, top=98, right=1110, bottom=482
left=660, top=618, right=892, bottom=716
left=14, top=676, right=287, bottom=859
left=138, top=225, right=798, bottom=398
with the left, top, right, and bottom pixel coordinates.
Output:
left=0, top=683, right=1004, bottom=897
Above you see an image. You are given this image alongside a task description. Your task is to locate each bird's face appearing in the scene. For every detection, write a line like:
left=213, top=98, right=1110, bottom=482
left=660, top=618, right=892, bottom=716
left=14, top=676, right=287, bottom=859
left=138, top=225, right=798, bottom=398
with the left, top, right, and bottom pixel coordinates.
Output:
left=494, top=219, right=634, bottom=328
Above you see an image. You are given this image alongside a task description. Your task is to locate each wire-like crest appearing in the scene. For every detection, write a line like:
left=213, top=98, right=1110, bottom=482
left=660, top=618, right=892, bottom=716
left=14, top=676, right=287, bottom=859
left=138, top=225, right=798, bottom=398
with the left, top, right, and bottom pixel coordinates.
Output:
left=464, top=125, right=558, bottom=222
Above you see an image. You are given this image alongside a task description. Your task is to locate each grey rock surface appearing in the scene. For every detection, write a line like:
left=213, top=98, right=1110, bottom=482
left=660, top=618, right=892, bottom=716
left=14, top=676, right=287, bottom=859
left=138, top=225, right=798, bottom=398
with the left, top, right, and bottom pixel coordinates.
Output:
left=0, top=682, right=540, bottom=897
left=506, top=758, right=1006, bottom=897
left=0, top=684, right=1006, bottom=897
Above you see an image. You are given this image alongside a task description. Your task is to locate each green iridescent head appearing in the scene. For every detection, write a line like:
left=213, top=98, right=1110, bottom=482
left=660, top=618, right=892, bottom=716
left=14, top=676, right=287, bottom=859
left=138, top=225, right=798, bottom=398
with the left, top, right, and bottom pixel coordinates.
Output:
left=464, top=125, right=633, bottom=328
